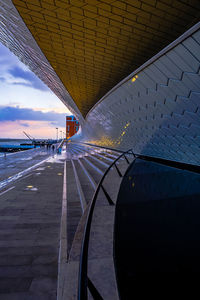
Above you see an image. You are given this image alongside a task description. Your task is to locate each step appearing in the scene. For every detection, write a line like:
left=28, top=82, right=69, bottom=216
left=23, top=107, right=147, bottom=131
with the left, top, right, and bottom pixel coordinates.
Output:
left=73, top=147, right=111, bottom=168
left=94, top=152, right=116, bottom=162
left=85, top=155, right=109, bottom=171
left=73, top=160, right=95, bottom=204
left=101, top=151, right=120, bottom=159
left=77, top=159, right=97, bottom=191
left=71, top=160, right=87, bottom=212
left=71, top=143, right=121, bottom=158
left=80, top=158, right=103, bottom=184
left=60, top=205, right=90, bottom=300
left=61, top=146, right=135, bottom=299
left=66, top=161, right=82, bottom=255
left=71, top=148, right=85, bottom=155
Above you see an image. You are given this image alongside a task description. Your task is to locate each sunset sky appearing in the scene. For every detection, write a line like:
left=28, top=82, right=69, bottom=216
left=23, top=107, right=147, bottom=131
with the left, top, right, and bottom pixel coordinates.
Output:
left=0, top=42, right=71, bottom=139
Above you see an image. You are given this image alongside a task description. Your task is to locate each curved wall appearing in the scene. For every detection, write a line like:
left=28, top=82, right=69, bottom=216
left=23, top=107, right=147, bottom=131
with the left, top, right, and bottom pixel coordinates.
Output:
left=1, top=1, right=200, bottom=165
left=79, top=23, right=200, bottom=165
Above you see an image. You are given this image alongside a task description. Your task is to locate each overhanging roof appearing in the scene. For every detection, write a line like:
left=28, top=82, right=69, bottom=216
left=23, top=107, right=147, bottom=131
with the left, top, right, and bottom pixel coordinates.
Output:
left=12, top=0, right=200, bottom=117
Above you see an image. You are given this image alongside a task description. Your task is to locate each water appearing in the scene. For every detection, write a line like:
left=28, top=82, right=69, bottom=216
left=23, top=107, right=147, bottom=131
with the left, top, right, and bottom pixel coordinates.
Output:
left=0, top=138, right=30, bottom=146
left=0, top=139, right=32, bottom=156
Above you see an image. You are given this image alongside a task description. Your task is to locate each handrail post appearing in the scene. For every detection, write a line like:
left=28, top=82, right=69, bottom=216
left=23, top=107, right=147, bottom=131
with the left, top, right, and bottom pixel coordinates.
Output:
left=87, top=277, right=104, bottom=300
left=114, top=163, right=122, bottom=177
left=101, top=185, right=115, bottom=205
left=123, top=154, right=130, bottom=164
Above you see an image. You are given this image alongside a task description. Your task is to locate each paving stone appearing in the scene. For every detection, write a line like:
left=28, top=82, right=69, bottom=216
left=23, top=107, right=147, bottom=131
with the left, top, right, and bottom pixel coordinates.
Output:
left=0, top=233, right=38, bottom=241
left=0, top=255, right=33, bottom=266
left=0, top=160, right=63, bottom=297
left=0, top=246, right=57, bottom=256
left=32, top=254, right=57, bottom=265
left=29, top=277, right=57, bottom=293
left=0, top=277, right=32, bottom=293
left=0, top=143, right=128, bottom=299
left=0, top=291, right=56, bottom=300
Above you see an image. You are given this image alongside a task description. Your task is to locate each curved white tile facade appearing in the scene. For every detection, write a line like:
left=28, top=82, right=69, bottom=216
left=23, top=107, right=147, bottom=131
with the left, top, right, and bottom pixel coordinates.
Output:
left=0, top=0, right=84, bottom=124
left=0, top=1, right=199, bottom=165
left=78, top=23, right=200, bottom=165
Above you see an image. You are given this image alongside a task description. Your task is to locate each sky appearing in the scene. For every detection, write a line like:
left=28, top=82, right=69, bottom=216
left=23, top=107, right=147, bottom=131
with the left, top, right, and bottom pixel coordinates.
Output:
left=0, top=42, right=72, bottom=139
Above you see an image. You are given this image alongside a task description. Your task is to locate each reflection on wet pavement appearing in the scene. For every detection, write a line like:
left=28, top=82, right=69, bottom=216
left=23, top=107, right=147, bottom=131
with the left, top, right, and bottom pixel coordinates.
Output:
left=0, top=144, right=69, bottom=191
left=0, top=148, right=57, bottom=190
left=25, top=185, right=38, bottom=191
left=0, top=142, right=114, bottom=191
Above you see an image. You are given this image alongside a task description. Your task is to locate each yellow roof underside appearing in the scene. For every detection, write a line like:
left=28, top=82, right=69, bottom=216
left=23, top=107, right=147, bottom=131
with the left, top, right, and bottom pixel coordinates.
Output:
left=13, top=0, right=200, bottom=117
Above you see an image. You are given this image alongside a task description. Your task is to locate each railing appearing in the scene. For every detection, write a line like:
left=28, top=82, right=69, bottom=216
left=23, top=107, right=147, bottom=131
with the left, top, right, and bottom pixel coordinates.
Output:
left=75, top=141, right=125, bottom=154
left=78, top=149, right=135, bottom=300
left=56, top=139, right=66, bottom=154
left=77, top=141, right=200, bottom=174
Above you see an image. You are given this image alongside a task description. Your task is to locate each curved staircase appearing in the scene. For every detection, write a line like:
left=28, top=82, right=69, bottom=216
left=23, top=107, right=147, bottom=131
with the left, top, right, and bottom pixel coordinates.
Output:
left=57, top=142, right=135, bottom=300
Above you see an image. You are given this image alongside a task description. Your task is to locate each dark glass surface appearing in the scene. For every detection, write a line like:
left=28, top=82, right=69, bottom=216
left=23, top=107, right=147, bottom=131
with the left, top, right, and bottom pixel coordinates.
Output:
left=115, top=159, right=200, bottom=298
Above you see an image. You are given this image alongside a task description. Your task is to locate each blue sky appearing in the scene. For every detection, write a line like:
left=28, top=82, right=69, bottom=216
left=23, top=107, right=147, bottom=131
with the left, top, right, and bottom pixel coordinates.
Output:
left=0, top=42, right=71, bottom=139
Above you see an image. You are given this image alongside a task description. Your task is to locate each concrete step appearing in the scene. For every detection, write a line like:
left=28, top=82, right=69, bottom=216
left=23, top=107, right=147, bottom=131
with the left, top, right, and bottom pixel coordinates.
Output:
left=82, top=157, right=104, bottom=175
left=65, top=151, right=105, bottom=255
left=85, top=155, right=108, bottom=171
left=101, top=151, right=120, bottom=159
left=70, top=148, right=84, bottom=156
left=60, top=205, right=90, bottom=300
left=70, top=143, right=121, bottom=158
left=71, top=159, right=87, bottom=213
left=89, top=153, right=111, bottom=167
left=73, top=160, right=95, bottom=204
left=77, top=159, right=97, bottom=191
left=60, top=144, right=135, bottom=299
left=94, top=152, right=116, bottom=162
left=66, top=161, right=82, bottom=256
left=71, top=147, right=113, bottom=167
left=80, top=157, right=102, bottom=184
left=58, top=144, right=135, bottom=299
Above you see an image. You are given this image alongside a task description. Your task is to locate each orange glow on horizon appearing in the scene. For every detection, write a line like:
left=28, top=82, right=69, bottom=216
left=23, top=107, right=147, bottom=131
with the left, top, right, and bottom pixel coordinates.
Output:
left=0, top=120, right=66, bottom=139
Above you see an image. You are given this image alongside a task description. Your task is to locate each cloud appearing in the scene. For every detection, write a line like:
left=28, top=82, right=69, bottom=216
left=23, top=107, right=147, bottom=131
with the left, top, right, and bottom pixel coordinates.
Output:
left=0, top=43, right=48, bottom=91
left=8, top=66, right=48, bottom=91
left=0, top=76, right=5, bottom=82
left=0, top=120, right=66, bottom=139
left=0, top=42, right=72, bottom=121
left=20, top=122, right=30, bottom=127
left=0, top=106, right=68, bottom=127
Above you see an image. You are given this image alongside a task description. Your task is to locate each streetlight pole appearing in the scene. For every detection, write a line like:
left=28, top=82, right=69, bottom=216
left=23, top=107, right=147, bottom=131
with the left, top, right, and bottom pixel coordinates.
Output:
left=56, top=128, right=58, bottom=141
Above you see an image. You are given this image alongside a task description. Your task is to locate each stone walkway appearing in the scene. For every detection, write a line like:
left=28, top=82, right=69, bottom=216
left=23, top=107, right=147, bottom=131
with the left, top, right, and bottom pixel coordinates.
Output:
left=0, top=157, right=64, bottom=300
left=0, top=147, right=54, bottom=183
left=0, top=143, right=128, bottom=300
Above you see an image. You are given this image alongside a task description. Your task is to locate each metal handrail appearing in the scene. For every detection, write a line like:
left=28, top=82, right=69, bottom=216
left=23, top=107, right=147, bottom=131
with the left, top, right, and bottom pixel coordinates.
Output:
left=75, top=141, right=200, bottom=174
left=72, top=141, right=125, bottom=154
left=78, top=149, right=135, bottom=300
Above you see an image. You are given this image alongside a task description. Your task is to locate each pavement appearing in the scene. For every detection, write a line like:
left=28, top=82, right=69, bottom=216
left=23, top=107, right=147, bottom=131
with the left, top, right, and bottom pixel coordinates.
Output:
left=0, top=147, right=56, bottom=185
left=0, top=143, right=134, bottom=300
left=0, top=150, right=65, bottom=300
